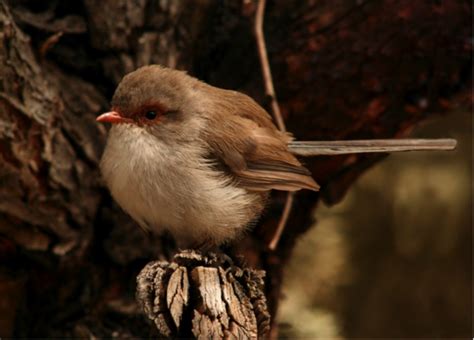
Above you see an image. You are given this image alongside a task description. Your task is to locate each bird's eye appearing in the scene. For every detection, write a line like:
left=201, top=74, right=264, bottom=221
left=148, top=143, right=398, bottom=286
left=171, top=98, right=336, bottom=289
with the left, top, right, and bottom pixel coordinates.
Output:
left=145, top=111, right=157, bottom=120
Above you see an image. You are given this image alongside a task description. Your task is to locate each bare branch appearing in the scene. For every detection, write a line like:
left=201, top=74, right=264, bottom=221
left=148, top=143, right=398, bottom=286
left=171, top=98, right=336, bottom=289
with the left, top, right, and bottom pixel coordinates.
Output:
left=254, top=0, right=294, bottom=251
left=254, top=0, right=285, bottom=132
left=268, top=193, right=294, bottom=251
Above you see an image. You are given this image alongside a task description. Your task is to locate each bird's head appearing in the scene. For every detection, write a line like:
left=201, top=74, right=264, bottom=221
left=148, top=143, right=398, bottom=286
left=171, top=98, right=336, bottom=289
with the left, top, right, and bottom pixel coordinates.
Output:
left=97, top=65, right=205, bottom=141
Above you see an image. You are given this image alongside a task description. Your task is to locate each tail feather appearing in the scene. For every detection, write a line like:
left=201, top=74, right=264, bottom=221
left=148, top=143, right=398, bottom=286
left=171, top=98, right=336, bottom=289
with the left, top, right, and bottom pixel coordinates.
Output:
left=288, top=139, right=457, bottom=156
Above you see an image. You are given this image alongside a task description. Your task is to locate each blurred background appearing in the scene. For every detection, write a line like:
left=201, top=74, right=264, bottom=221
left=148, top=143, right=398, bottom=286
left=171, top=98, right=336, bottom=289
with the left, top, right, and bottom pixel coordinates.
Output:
left=280, top=109, right=471, bottom=338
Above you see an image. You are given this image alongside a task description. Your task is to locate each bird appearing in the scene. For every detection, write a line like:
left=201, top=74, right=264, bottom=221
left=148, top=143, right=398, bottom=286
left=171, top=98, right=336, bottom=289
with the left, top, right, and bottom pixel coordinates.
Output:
left=97, top=65, right=319, bottom=248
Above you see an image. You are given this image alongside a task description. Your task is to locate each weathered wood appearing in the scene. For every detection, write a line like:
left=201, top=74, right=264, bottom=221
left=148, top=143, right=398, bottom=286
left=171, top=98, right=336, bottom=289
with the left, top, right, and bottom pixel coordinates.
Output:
left=135, top=261, right=175, bottom=337
left=167, top=266, right=189, bottom=329
left=136, top=250, right=269, bottom=338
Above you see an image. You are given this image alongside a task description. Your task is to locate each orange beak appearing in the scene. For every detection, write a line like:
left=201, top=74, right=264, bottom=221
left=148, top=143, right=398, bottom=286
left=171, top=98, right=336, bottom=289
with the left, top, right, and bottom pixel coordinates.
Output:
left=96, top=111, right=132, bottom=124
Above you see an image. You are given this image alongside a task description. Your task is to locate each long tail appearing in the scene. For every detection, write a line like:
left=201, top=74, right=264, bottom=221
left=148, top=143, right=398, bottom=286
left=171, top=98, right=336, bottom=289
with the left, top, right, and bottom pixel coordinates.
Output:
left=288, top=139, right=457, bottom=156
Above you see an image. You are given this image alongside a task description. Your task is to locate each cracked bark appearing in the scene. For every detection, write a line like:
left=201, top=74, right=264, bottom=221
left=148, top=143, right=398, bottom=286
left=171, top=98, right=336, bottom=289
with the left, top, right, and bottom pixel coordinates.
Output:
left=136, top=251, right=269, bottom=338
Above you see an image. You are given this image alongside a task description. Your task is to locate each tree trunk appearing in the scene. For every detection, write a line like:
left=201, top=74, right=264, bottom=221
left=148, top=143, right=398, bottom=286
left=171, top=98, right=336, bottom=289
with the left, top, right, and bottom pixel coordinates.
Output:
left=0, top=0, right=469, bottom=337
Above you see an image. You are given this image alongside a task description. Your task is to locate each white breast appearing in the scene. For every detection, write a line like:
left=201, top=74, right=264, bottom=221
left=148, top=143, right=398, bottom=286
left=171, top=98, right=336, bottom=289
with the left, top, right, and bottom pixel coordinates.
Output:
left=100, top=124, right=258, bottom=246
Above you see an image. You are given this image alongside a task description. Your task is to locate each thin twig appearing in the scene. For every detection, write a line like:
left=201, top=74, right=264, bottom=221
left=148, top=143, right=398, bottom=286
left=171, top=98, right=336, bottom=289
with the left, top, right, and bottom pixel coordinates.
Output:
left=268, top=192, right=294, bottom=251
left=254, top=0, right=285, bottom=132
left=254, top=0, right=293, bottom=251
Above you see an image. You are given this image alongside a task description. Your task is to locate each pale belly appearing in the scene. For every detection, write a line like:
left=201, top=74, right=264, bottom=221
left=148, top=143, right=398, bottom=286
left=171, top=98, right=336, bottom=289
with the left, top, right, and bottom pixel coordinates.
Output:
left=100, top=126, right=261, bottom=246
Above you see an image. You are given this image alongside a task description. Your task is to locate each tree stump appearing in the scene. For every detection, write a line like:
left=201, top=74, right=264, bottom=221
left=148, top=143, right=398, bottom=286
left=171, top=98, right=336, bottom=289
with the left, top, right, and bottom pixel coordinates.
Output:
left=136, top=250, right=270, bottom=339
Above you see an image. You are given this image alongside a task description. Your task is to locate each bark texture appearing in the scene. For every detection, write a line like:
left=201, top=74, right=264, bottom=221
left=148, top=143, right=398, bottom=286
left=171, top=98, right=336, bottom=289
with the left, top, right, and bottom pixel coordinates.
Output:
left=136, top=250, right=269, bottom=338
left=0, top=0, right=470, bottom=337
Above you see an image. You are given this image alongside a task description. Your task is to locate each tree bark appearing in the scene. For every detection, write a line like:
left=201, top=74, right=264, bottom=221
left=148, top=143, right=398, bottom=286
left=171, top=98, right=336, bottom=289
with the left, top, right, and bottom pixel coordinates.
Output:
left=136, top=251, right=270, bottom=338
left=0, top=0, right=470, bottom=337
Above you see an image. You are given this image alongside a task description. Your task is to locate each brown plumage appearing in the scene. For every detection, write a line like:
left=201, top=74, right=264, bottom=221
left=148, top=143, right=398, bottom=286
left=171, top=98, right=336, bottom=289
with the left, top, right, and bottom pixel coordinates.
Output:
left=203, top=87, right=319, bottom=192
left=97, top=65, right=318, bottom=247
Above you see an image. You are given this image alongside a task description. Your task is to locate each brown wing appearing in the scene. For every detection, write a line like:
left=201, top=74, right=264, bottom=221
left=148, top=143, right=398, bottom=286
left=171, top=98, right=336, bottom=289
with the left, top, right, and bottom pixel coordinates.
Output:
left=203, top=89, right=319, bottom=192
